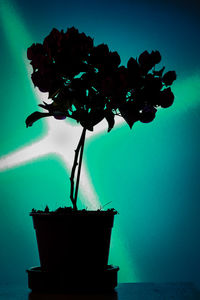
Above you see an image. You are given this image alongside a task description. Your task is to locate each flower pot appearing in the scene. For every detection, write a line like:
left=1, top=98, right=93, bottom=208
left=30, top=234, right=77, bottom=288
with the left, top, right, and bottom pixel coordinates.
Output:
left=30, top=210, right=116, bottom=272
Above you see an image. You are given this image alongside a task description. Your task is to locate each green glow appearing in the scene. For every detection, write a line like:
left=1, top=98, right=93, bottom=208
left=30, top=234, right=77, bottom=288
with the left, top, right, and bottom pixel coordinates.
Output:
left=110, top=227, right=140, bottom=282
left=0, top=0, right=44, bottom=157
left=173, top=74, right=200, bottom=111
left=0, top=0, right=32, bottom=65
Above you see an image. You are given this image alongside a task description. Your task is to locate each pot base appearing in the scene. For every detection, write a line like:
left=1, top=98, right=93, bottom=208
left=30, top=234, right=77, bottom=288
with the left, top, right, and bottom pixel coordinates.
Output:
left=27, top=265, right=119, bottom=292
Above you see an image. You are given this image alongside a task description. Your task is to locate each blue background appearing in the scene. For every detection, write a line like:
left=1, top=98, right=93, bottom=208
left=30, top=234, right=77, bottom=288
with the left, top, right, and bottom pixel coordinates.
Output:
left=0, top=0, right=200, bottom=287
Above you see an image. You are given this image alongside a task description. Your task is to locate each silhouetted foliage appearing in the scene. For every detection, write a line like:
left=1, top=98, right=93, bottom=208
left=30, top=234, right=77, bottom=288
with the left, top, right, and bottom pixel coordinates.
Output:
left=26, top=27, right=176, bottom=132
left=26, top=27, right=176, bottom=210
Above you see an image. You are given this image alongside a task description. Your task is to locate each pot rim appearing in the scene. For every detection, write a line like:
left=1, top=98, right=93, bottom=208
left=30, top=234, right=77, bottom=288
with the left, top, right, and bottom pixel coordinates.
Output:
left=30, top=208, right=118, bottom=217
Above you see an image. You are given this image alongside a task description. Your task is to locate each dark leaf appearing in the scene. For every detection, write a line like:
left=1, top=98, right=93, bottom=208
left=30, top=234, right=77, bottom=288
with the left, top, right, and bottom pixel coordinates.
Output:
left=119, top=102, right=140, bottom=129
left=138, top=51, right=150, bottom=66
left=27, top=43, right=44, bottom=60
left=160, top=87, right=174, bottom=108
left=88, top=43, right=109, bottom=67
left=25, top=111, right=51, bottom=127
left=162, top=71, right=177, bottom=86
left=150, top=50, right=161, bottom=65
left=138, top=50, right=161, bottom=73
left=104, top=51, right=121, bottom=71
left=127, top=58, right=140, bottom=85
left=53, top=111, right=67, bottom=120
left=139, top=106, right=157, bottom=123
left=105, top=110, right=115, bottom=132
left=39, top=102, right=67, bottom=119
left=31, top=71, right=50, bottom=92
left=43, top=28, right=63, bottom=56
left=127, top=57, right=139, bottom=71
left=38, top=101, right=52, bottom=110
left=110, top=51, right=121, bottom=68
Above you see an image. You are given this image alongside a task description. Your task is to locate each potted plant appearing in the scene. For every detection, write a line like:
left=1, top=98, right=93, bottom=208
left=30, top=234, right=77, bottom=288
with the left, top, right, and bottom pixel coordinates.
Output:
left=26, top=27, right=176, bottom=292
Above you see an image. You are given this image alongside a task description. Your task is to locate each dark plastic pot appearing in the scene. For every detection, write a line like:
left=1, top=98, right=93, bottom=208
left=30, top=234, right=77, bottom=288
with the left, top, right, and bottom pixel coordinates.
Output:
left=27, top=265, right=119, bottom=292
left=30, top=210, right=116, bottom=271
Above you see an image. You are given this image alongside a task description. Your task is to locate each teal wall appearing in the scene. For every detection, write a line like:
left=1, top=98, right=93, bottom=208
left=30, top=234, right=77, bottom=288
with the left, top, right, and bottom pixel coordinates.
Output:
left=0, top=0, right=200, bottom=287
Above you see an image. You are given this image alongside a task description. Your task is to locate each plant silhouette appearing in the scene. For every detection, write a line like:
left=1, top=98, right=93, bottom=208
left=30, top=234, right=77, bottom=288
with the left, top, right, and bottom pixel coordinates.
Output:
left=26, top=27, right=176, bottom=210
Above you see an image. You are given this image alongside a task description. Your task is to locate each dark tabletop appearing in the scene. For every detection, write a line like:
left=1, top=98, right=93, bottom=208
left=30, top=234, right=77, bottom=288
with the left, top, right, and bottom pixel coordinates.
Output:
left=0, top=282, right=199, bottom=300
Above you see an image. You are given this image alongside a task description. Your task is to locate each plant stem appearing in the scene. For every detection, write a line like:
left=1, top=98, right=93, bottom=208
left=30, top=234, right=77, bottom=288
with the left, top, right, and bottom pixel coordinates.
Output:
left=70, top=127, right=86, bottom=210
left=74, top=128, right=86, bottom=206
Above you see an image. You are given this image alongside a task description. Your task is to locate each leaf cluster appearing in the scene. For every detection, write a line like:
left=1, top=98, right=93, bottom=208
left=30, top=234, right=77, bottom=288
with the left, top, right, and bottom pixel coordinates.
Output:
left=26, top=27, right=176, bottom=131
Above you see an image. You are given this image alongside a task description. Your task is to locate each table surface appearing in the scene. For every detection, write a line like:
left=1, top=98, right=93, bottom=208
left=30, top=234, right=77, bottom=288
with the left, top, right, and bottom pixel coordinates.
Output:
left=0, top=282, right=199, bottom=300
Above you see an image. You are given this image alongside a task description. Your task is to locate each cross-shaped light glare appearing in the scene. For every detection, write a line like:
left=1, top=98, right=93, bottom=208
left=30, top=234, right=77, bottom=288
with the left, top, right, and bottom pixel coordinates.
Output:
left=0, top=87, right=124, bottom=209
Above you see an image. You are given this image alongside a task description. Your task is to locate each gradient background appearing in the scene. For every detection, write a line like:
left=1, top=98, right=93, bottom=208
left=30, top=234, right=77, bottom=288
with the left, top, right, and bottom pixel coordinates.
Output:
left=0, top=0, right=200, bottom=288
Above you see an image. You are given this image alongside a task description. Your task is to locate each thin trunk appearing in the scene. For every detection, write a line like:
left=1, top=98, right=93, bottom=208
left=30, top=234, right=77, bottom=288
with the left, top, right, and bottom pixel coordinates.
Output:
left=74, top=128, right=86, bottom=206
left=70, top=127, right=86, bottom=210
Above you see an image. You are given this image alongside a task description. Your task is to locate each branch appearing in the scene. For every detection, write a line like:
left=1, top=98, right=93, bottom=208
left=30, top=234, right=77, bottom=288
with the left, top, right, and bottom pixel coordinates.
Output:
left=70, top=127, right=86, bottom=210
left=74, top=128, right=86, bottom=205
